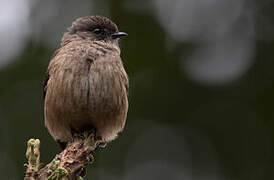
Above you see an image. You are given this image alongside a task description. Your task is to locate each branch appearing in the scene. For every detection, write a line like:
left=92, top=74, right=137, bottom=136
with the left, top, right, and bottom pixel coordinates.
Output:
left=24, top=133, right=101, bottom=180
left=24, top=139, right=40, bottom=180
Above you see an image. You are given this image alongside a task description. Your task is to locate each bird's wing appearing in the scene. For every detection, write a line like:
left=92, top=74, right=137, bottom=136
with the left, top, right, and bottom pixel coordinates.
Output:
left=43, top=69, right=50, bottom=98
left=43, top=49, right=60, bottom=99
left=124, top=71, right=129, bottom=96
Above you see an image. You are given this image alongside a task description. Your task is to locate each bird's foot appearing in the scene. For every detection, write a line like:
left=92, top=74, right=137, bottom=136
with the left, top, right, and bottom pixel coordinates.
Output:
left=83, top=128, right=96, bottom=139
left=82, top=133, right=107, bottom=151
left=71, top=128, right=96, bottom=141
left=71, top=129, right=107, bottom=151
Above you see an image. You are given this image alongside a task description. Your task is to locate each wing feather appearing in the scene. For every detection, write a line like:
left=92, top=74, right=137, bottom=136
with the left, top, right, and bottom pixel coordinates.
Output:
left=43, top=49, right=61, bottom=99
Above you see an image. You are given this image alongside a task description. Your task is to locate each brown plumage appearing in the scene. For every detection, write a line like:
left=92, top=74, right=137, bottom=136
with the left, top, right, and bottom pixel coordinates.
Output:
left=43, top=16, right=129, bottom=148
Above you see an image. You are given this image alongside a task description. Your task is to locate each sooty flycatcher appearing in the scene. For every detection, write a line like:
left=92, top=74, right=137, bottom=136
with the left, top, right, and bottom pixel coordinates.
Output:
left=43, top=15, right=129, bottom=149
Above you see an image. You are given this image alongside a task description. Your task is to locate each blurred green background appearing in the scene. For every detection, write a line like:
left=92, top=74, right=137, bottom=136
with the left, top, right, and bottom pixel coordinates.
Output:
left=1, top=0, right=274, bottom=179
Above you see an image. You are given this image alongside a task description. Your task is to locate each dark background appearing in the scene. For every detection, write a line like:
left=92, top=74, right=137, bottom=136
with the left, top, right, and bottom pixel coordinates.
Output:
left=1, top=0, right=274, bottom=179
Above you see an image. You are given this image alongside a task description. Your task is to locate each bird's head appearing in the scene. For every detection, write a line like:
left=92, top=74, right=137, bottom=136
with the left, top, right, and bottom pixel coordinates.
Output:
left=62, top=15, right=127, bottom=46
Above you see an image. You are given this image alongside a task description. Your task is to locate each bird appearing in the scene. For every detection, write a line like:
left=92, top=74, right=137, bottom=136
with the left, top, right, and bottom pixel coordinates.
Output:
left=43, top=15, right=129, bottom=149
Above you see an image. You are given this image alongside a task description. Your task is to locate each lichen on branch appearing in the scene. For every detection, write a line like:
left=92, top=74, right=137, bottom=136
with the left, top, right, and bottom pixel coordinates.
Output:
left=24, top=132, right=101, bottom=180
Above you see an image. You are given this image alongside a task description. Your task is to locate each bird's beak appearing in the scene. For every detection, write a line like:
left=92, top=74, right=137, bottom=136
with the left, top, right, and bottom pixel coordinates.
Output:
left=111, top=32, right=128, bottom=39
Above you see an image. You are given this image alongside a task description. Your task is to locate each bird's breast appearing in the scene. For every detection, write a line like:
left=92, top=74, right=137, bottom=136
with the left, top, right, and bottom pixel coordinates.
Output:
left=48, top=55, right=128, bottom=121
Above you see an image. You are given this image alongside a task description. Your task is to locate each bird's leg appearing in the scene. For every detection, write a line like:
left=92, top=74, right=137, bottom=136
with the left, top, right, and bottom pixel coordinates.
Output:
left=71, top=128, right=85, bottom=141
left=71, top=125, right=97, bottom=140
left=83, top=128, right=96, bottom=139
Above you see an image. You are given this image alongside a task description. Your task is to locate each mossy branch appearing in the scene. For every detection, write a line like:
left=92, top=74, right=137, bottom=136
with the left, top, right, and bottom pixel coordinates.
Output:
left=24, top=133, right=101, bottom=180
left=24, top=139, right=40, bottom=180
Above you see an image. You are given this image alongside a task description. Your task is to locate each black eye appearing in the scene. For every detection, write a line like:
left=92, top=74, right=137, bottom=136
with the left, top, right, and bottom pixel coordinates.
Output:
left=93, top=28, right=102, bottom=34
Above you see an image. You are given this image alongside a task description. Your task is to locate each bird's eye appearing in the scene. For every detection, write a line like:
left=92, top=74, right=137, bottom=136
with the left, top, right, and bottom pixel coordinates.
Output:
left=93, top=28, right=102, bottom=34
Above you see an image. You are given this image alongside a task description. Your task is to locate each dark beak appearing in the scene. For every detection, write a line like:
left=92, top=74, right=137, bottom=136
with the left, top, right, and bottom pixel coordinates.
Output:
left=111, top=32, right=128, bottom=39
